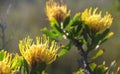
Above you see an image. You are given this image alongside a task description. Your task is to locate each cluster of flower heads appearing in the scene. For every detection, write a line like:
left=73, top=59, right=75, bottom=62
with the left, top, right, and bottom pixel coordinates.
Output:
left=0, top=0, right=114, bottom=73
left=19, top=35, right=59, bottom=67
left=0, top=35, right=59, bottom=74
left=46, top=0, right=113, bottom=33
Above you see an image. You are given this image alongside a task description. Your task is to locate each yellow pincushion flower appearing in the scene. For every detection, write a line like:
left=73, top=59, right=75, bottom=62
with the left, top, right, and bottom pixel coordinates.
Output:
left=46, top=0, right=70, bottom=22
left=0, top=50, right=12, bottom=74
left=19, top=35, right=59, bottom=67
left=81, top=8, right=113, bottom=33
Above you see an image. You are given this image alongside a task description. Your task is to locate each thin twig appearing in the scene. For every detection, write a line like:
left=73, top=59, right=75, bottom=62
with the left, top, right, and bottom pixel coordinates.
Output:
left=73, top=39, right=93, bottom=74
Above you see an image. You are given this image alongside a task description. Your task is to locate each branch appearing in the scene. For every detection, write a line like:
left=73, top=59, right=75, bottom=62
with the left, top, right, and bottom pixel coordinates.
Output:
left=60, top=23, right=93, bottom=74
left=73, top=39, right=93, bottom=74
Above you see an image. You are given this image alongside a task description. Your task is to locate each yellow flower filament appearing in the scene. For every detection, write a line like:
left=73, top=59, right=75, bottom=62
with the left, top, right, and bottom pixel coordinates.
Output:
left=46, top=0, right=69, bottom=22
left=81, top=8, right=113, bottom=33
left=0, top=50, right=12, bottom=74
left=19, top=35, right=59, bottom=67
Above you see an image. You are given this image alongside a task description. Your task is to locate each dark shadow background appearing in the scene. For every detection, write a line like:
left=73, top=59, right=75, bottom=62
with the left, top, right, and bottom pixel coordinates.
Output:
left=0, top=0, right=120, bottom=74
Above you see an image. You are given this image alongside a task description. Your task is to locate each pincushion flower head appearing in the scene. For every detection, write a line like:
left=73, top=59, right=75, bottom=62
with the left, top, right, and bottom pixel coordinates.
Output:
left=0, top=50, right=14, bottom=74
left=81, top=8, right=113, bottom=33
left=19, top=35, right=59, bottom=67
left=46, top=0, right=70, bottom=22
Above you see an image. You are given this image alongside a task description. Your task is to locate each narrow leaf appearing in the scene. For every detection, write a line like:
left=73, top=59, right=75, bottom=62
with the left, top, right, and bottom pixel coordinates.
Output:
left=41, top=28, right=58, bottom=40
left=95, top=29, right=110, bottom=44
left=91, top=49, right=104, bottom=59
left=94, top=65, right=107, bottom=74
left=23, top=59, right=29, bottom=74
left=63, top=15, right=70, bottom=28
left=35, top=62, right=46, bottom=74
left=58, top=42, right=72, bottom=57
left=50, top=19, right=63, bottom=35
left=73, top=13, right=80, bottom=21
left=90, top=63, right=97, bottom=71
left=0, top=50, right=5, bottom=61
left=11, top=55, right=23, bottom=70
left=99, top=32, right=114, bottom=44
left=67, top=13, right=81, bottom=28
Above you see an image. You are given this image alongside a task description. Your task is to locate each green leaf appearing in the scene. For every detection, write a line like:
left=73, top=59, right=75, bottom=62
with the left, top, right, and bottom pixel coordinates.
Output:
left=41, top=28, right=58, bottom=40
left=95, top=29, right=110, bottom=45
left=32, top=62, right=46, bottom=74
left=94, top=65, right=107, bottom=74
left=70, top=19, right=81, bottom=27
left=90, top=63, right=97, bottom=71
left=63, top=13, right=81, bottom=38
left=73, top=13, right=80, bottom=21
left=11, top=55, right=23, bottom=70
left=91, top=49, right=104, bottom=60
left=99, top=32, right=114, bottom=44
left=84, top=24, right=91, bottom=33
left=23, top=59, right=29, bottom=74
left=75, top=24, right=82, bottom=36
left=0, top=50, right=5, bottom=61
left=89, top=29, right=110, bottom=51
left=50, top=18, right=59, bottom=27
left=74, top=68, right=84, bottom=74
left=30, top=62, right=46, bottom=74
left=58, top=48, right=69, bottom=57
left=58, top=42, right=72, bottom=57
left=63, top=15, right=70, bottom=28
left=67, top=13, right=81, bottom=28
left=12, top=55, right=24, bottom=71
left=50, top=18, right=63, bottom=35
left=82, top=28, right=88, bottom=42
left=68, top=27, right=76, bottom=38
left=81, top=25, right=91, bottom=45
